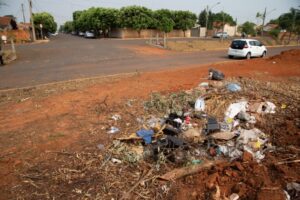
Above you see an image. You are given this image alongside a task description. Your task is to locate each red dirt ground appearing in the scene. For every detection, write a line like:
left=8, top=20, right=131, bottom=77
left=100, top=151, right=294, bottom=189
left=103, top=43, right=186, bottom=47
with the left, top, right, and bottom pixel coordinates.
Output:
left=0, top=49, right=299, bottom=199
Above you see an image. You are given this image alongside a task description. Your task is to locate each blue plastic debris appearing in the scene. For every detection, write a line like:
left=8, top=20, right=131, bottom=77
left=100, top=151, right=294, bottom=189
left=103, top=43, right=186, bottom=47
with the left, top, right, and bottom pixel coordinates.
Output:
left=136, top=129, right=155, bottom=144
left=227, top=83, right=241, bottom=92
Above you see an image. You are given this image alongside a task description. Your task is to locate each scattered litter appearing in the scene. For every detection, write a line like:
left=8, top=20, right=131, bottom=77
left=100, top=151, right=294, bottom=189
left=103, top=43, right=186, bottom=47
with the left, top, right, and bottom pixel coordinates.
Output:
left=229, top=193, right=239, bottom=200
left=97, top=144, right=105, bottom=150
left=204, top=117, right=220, bottom=134
left=111, top=114, right=121, bottom=121
left=208, top=69, right=225, bottom=80
left=225, top=101, right=248, bottom=119
left=210, top=131, right=236, bottom=140
left=191, top=159, right=202, bottom=165
left=257, top=101, right=276, bottom=114
left=281, top=104, right=287, bottom=109
left=237, top=111, right=251, bottom=121
left=111, top=158, right=122, bottom=164
left=107, top=126, right=120, bottom=134
left=181, top=128, right=204, bottom=143
left=136, top=129, right=155, bottom=144
left=195, top=97, right=205, bottom=111
left=199, top=82, right=209, bottom=87
left=227, top=83, right=241, bottom=92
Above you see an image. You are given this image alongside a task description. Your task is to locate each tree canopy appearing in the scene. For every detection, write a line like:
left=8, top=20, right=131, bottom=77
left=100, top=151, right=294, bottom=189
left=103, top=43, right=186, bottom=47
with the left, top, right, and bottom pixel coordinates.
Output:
left=198, top=9, right=236, bottom=29
left=62, top=21, right=73, bottom=33
left=173, top=11, right=197, bottom=31
left=238, top=21, right=256, bottom=36
left=119, top=6, right=153, bottom=33
left=33, top=12, right=57, bottom=33
left=70, top=6, right=197, bottom=35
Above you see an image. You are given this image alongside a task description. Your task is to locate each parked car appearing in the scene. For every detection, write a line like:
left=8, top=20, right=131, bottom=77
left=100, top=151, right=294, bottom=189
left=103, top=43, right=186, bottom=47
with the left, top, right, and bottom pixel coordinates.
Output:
left=213, top=32, right=228, bottom=38
left=228, top=39, right=267, bottom=59
left=84, top=31, right=95, bottom=38
left=71, top=31, right=77, bottom=35
left=78, top=31, right=85, bottom=36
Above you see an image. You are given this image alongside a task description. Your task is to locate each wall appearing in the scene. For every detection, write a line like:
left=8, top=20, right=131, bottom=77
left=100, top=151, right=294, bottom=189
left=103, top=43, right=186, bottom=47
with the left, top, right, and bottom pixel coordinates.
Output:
left=109, top=28, right=191, bottom=38
left=0, top=29, right=31, bottom=43
left=191, top=27, right=207, bottom=37
left=223, top=24, right=237, bottom=36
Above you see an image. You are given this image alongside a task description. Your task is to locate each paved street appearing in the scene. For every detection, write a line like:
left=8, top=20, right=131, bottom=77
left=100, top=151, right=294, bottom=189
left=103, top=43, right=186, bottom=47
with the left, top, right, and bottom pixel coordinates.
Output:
left=0, top=34, right=298, bottom=89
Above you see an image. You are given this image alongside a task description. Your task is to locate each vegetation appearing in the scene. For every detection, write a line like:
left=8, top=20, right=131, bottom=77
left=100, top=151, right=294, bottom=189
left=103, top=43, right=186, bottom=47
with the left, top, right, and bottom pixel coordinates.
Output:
left=269, top=29, right=280, bottom=38
left=239, top=21, right=256, bottom=36
left=62, top=21, right=73, bottom=33
left=267, top=7, right=300, bottom=41
left=68, top=6, right=197, bottom=37
left=198, top=9, right=236, bottom=29
left=33, top=12, right=57, bottom=33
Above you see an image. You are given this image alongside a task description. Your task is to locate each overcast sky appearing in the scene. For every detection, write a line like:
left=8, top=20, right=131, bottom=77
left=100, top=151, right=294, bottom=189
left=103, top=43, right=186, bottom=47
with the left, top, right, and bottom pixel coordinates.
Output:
left=1, top=0, right=299, bottom=26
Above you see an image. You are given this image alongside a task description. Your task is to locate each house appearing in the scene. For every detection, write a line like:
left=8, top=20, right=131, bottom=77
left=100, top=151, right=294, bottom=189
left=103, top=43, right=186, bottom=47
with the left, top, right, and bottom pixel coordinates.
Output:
left=0, top=16, right=18, bottom=31
left=191, top=24, right=206, bottom=37
left=263, top=23, right=279, bottom=32
left=212, top=22, right=237, bottom=36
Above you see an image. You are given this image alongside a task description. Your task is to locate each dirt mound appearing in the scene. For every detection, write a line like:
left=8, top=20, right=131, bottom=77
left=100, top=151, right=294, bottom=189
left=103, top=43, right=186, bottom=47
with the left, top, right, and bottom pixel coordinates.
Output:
left=268, top=49, right=300, bottom=62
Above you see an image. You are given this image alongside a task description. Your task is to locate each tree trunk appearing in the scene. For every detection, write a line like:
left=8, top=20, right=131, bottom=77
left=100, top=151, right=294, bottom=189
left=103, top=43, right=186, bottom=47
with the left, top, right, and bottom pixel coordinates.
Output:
left=163, top=32, right=167, bottom=48
left=288, top=31, right=292, bottom=44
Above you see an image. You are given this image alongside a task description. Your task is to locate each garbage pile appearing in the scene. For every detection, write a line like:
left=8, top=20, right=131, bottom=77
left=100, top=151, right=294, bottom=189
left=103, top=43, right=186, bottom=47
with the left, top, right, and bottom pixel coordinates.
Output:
left=110, top=69, right=277, bottom=167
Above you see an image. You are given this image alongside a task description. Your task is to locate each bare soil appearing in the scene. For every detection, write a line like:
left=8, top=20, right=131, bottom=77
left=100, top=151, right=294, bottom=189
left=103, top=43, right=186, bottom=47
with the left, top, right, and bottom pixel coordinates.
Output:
left=0, top=49, right=299, bottom=199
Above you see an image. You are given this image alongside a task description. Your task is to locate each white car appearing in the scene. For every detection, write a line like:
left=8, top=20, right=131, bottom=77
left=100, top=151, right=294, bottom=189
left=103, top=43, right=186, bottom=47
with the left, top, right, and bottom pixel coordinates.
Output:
left=84, top=31, right=95, bottom=38
left=213, top=32, right=228, bottom=38
left=228, top=39, right=267, bottom=59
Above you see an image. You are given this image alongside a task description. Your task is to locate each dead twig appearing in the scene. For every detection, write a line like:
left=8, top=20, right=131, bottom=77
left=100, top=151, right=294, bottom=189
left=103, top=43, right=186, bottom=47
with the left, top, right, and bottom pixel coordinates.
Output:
left=121, top=169, right=153, bottom=200
left=275, top=159, right=300, bottom=165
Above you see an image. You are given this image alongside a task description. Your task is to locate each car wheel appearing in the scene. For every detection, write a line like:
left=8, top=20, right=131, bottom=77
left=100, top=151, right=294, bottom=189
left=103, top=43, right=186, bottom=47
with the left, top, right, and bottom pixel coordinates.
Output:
left=228, top=55, right=234, bottom=59
left=246, top=52, right=251, bottom=59
left=261, top=51, right=266, bottom=58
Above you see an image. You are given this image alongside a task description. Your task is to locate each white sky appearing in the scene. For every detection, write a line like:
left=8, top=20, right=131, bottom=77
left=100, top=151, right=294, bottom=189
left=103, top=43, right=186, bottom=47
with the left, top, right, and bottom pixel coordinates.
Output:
left=1, top=0, right=299, bottom=26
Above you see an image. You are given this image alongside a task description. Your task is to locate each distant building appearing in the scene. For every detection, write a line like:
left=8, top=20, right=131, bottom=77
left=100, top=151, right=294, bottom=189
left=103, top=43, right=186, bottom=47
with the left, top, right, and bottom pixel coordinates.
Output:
left=0, top=16, right=18, bottom=31
left=212, top=22, right=237, bottom=36
left=263, top=23, right=279, bottom=32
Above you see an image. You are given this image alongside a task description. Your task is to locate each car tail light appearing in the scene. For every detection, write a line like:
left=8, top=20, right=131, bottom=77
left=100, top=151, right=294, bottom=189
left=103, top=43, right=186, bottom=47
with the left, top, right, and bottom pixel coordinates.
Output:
left=243, top=44, right=249, bottom=48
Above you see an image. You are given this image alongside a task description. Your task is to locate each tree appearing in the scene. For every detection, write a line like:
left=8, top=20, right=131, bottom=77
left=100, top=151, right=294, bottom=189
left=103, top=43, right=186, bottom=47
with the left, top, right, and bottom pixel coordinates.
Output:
left=153, top=9, right=174, bottom=30
left=278, top=8, right=300, bottom=43
left=173, top=11, right=197, bottom=34
left=73, top=10, right=83, bottom=32
left=213, top=11, right=236, bottom=26
left=239, top=21, right=256, bottom=36
left=198, top=9, right=206, bottom=27
left=33, top=12, right=57, bottom=34
left=119, top=6, right=153, bottom=35
left=63, top=21, right=74, bottom=33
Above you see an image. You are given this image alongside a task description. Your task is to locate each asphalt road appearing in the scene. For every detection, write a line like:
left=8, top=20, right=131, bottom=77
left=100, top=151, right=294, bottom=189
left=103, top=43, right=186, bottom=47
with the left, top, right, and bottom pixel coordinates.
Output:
left=0, top=34, right=298, bottom=89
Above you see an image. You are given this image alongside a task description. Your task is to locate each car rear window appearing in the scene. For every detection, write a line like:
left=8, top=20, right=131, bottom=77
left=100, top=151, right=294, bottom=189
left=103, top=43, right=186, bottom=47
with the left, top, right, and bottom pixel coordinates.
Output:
left=231, top=40, right=246, bottom=49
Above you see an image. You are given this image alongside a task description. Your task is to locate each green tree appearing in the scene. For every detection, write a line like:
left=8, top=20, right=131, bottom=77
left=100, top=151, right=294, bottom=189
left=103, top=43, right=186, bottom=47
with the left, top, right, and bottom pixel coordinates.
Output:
left=198, top=9, right=207, bottom=27
left=73, top=10, right=83, bottom=31
left=213, top=11, right=236, bottom=26
left=239, top=21, right=256, bottom=36
left=63, top=21, right=74, bottom=33
left=33, top=12, right=57, bottom=33
left=153, top=9, right=174, bottom=30
left=173, top=10, right=197, bottom=34
left=198, top=9, right=216, bottom=29
left=277, top=8, right=300, bottom=43
left=119, top=6, right=153, bottom=35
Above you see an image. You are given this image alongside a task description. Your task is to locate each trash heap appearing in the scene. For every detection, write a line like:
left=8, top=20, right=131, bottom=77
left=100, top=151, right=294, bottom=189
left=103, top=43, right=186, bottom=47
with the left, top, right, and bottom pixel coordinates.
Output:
left=111, top=69, right=277, bottom=167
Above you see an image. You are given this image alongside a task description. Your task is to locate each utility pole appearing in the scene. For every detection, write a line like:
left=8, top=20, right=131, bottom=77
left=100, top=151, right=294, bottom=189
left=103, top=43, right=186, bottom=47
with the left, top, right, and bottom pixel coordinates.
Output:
left=234, top=17, right=237, bottom=36
left=21, top=3, right=26, bottom=23
left=261, top=7, right=267, bottom=37
left=205, top=5, right=209, bottom=37
left=221, top=11, right=225, bottom=42
left=28, top=0, right=36, bottom=41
